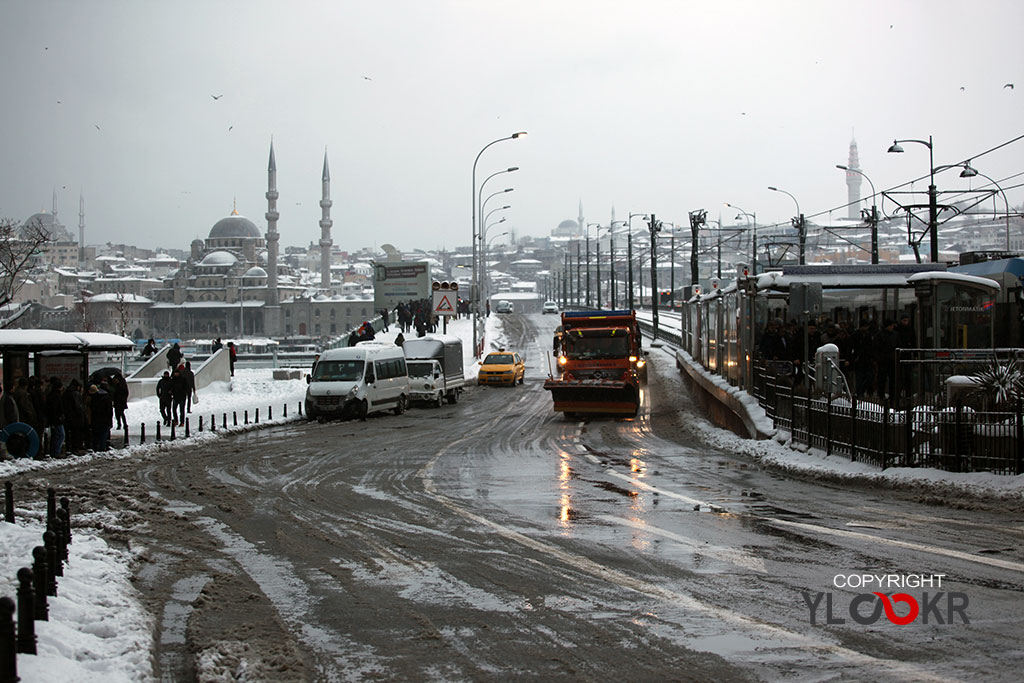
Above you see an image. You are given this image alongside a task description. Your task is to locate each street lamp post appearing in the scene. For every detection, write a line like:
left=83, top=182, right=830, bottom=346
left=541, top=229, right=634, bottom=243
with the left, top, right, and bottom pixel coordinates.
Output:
left=482, top=219, right=508, bottom=305
left=725, top=203, right=756, bottom=274
left=626, top=213, right=647, bottom=310
left=647, top=214, right=663, bottom=340
left=836, top=165, right=879, bottom=264
left=887, top=135, right=937, bottom=263
left=471, top=133, right=525, bottom=358
left=768, top=186, right=804, bottom=265
left=960, top=162, right=1013, bottom=251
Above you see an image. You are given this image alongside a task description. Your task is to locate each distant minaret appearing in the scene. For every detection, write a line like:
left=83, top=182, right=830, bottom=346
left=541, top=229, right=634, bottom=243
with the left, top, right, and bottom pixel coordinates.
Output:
left=78, top=192, right=85, bottom=265
left=577, top=200, right=585, bottom=238
left=52, top=188, right=58, bottom=222
left=846, top=136, right=863, bottom=220
left=319, top=149, right=333, bottom=290
left=265, top=140, right=280, bottom=307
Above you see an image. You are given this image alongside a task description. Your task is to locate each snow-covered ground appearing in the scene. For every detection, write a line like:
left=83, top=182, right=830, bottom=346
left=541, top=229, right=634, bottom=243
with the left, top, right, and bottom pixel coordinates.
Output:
left=2, top=311, right=1020, bottom=679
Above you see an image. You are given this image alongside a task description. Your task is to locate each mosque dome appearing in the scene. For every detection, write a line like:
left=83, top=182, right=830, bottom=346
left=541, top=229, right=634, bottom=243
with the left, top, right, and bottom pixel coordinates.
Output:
left=199, top=250, right=239, bottom=266
left=557, top=219, right=579, bottom=231
left=208, top=213, right=262, bottom=240
left=243, top=266, right=268, bottom=278
left=21, top=212, right=73, bottom=241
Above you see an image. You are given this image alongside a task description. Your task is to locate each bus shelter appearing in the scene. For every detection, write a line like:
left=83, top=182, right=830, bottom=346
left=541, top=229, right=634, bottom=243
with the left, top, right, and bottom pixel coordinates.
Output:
left=0, top=330, right=135, bottom=390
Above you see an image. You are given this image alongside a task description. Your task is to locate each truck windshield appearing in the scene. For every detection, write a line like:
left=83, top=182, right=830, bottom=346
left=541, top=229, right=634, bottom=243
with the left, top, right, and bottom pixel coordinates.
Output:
left=407, top=362, right=434, bottom=378
left=312, top=360, right=364, bottom=382
left=563, top=335, right=629, bottom=360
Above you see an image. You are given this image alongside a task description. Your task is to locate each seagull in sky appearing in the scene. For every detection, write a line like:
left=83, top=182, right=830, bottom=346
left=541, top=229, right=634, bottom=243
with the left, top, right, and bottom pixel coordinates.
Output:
left=362, top=76, right=372, bottom=81
left=94, top=124, right=101, bottom=131
left=211, top=94, right=223, bottom=100
left=959, top=86, right=965, bottom=91
left=228, top=125, right=233, bottom=131
left=1005, top=83, right=1015, bottom=90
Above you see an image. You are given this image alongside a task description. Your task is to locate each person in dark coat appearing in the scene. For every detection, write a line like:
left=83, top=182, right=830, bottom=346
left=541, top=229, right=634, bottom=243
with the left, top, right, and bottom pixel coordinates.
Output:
left=348, top=330, right=360, bottom=347
left=28, top=376, right=47, bottom=438
left=212, top=337, right=224, bottom=353
left=62, top=380, right=86, bottom=455
left=166, top=342, right=183, bottom=370
left=171, top=366, right=189, bottom=426
left=183, top=361, right=196, bottom=413
left=156, top=371, right=173, bottom=426
left=140, top=338, right=158, bottom=359
left=394, top=332, right=405, bottom=347
left=874, top=319, right=900, bottom=399
left=88, top=383, right=114, bottom=452
left=45, top=377, right=65, bottom=458
left=227, top=342, right=237, bottom=376
left=111, top=375, right=129, bottom=431
left=0, top=385, right=18, bottom=430
left=12, top=378, right=38, bottom=434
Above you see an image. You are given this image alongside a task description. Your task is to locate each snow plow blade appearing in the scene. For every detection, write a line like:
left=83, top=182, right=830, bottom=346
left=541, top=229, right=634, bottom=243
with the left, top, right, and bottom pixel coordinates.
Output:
left=543, top=379, right=639, bottom=415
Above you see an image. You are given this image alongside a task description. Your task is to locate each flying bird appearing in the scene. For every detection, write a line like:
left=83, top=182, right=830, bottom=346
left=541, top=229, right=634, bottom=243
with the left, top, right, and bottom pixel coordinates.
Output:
left=362, top=76, right=372, bottom=81
left=228, top=125, right=233, bottom=131
left=959, top=86, right=965, bottom=91
left=1005, top=83, right=1015, bottom=90
left=94, top=124, right=101, bottom=131
left=211, top=94, right=223, bottom=100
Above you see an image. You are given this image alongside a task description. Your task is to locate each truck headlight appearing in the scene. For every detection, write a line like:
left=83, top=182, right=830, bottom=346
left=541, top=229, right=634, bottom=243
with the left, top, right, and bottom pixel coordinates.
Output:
left=423, top=383, right=431, bottom=390
left=636, top=359, right=646, bottom=368
left=558, top=355, right=568, bottom=366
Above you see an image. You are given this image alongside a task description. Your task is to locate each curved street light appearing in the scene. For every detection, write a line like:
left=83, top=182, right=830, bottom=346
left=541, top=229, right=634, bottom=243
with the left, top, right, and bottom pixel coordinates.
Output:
left=471, top=133, right=526, bottom=357
left=626, top=212, right=648, bottom=310
left=957, top=161, right=1012, bottom=250
left=768, top=186, right=804, bottom=264
left=724, top=203, right=757, bottom=275
left=836, top=164, right=879, bottom=264
left=887, top=135, right=938, bottom=262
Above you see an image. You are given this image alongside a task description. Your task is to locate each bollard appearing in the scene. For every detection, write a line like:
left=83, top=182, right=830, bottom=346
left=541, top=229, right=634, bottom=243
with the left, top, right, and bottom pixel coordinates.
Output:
left=211, top=414, right=216, bottom=433
left=284, top=403, right=287, bottom=418
left=156, top=422, right=161, bottom=441
left=123, top=424, right=129, bottom=447
left=56, top=509, right=70, bottom=561
left=185, top=418, right=190, bottom=438
left=0, top=596, right=17, bottom=683
left=43, top=530, right=60, bottom=587
left=60, top=498, right=71, bottom=545
left=222, top=414, right=227, bottom=430
left=233, top=412, right=237, bottom=427
left=244, top=410, right=248, bottom=425
left=46, top=489, right=56, bottom=529
left=268, top=406, right=273, bottom=421
left=170, top=420, right=176, bottom=441
left=298, top=402, right=302, bottom=416
left=30, top=548, right=47, bottom=621
left=4, top=483, right=12, bottom=524
left=16, top=568, right=36, bottom=655
left=255, top=408, right=259, bottom=424
left=140, top=423, right=146, bottom=444
left=199, top=416, right=203, bottom=432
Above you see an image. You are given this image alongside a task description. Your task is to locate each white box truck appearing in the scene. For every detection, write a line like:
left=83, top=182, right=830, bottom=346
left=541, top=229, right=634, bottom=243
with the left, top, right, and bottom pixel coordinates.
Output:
left=403, top=334, right=465, bottom=406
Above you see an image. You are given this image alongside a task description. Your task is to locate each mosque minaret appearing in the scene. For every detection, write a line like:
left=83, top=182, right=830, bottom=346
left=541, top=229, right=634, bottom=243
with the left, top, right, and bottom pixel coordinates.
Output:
left=264, top=140, right=282, bottom=335
left=319, top=149, right=333, bottom=290
left=845, top=136, right=863, bottom=220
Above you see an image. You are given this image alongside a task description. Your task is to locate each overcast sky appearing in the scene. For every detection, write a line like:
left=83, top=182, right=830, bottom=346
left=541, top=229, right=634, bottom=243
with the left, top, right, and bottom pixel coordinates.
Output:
left=2, top=0, right=1021, bottom=255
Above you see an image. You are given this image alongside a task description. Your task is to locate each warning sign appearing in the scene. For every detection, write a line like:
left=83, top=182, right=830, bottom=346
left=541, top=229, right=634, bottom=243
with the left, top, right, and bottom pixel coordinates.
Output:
left=432, top=291, right=456, bottom=316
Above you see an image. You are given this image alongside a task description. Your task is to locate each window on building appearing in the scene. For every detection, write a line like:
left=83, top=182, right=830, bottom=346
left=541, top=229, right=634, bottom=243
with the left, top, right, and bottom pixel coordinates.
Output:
left=315, top=308, right=320, bottom=317
left=330, top=323, right=336, bottom=334
left=314, top=323, right=321, bottom=335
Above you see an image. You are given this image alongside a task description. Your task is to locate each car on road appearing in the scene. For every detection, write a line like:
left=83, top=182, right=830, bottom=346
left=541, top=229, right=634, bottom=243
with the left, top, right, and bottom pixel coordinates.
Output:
left=477, top=350, right=525, bottom=386
left=542, top=301, right=559, bottom=314
left=495, top=300, right=514, bottom=314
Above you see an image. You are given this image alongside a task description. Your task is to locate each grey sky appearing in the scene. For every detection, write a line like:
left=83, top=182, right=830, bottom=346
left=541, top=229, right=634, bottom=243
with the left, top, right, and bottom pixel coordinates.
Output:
left=2, top=0, right=1021, bottom=254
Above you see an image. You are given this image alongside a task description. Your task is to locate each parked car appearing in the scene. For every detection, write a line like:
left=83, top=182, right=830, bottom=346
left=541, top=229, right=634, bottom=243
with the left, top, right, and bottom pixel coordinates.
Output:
left=542, top=301, right=559, bottom=314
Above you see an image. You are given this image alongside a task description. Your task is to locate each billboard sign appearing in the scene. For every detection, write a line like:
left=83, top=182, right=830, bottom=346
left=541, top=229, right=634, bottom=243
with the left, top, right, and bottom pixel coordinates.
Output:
left=373, top=261, right=430, bottom=310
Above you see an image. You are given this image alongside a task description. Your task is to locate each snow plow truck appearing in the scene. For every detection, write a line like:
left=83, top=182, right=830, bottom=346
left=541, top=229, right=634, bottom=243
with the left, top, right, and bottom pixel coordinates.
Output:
left=543, top=310, right=646, bottom=416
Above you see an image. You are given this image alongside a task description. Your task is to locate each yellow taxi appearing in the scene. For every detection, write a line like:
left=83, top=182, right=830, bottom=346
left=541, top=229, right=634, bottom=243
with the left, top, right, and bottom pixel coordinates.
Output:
left=477, top=350, right=525, bottom=386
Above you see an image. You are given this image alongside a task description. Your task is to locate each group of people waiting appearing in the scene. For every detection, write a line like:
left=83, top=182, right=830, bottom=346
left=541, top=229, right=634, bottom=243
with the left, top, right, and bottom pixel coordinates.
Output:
left=0, top=373, right=129, bottom=458
left=395, top=299, right=439, bottom=337
left=759, top=314, right=916, bottom=400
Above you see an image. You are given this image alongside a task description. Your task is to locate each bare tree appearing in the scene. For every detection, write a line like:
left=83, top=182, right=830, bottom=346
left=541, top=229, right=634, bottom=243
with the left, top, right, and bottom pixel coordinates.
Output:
left=0, top=216, right=51, bottom=312
left=114, top=288, right=131, bottom=337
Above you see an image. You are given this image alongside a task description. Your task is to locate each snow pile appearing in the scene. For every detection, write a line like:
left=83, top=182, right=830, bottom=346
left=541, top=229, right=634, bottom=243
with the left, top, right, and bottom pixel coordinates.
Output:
left=0, top=508, right=153, bottom=682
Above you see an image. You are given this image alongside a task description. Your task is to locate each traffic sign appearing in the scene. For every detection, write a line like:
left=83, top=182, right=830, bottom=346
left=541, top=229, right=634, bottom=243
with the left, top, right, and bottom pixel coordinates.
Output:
left=432, top=290, right=456, bottom=316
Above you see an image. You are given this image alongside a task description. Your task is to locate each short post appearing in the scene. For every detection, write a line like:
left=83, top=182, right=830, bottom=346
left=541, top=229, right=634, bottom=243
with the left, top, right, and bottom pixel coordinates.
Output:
left=156, top=422, right=162, bottom=441
left=140, top=423, right=146, bottom=444
left=47, top=522, right=64, bottom=575
left=60, top=498, right=71, bottom=545
left=881, top=399, right=890, bottom=469
left=46, top=489, right=56, bottom=529
left=268, top=406, right=273, bottom=420
left=0, top=596, right=17, bottom=683
left=4, top=483, right=12, bottom=524
left=42, top=531, right=57, bottom=595
left=30, top=548, right=47, bottom=621
left=283, top=403, right=287, bottom=418
left=123, top=424, right=129, bottom=447
left=244, top=410, right=249, bottom=425
left=199, top=416, right=203, bottom=432
left=16, top=568, right=36, bottom=655
left=56, top=509, right=70, bottom=560
left=850, top=395, right=858, bottom=463
left=170, top=420, right=176, bottom=441
left=255, top=408, right=259, bottom=424
left=298, top=402, right=303, bottom=417
left=211, top=415, right=216, bottom=433
left=825, top=393, right=832, bottom=457
left=185, top=418, right=190, bottom=438
left=233, top=412, right=237, bottom=427
left=954, top=403, right=964, bottom=473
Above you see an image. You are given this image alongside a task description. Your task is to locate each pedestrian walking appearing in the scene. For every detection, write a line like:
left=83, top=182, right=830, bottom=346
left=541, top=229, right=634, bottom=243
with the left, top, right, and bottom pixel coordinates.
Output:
left=227, top=342, right=237, bottom=376
left=88, top=384, right=113, bottom=452
left=212, top=337, right=224, bottom=353
left=166, top=342, right=183, bottom=370
left=156, top=371, right=173, bottom=426
left=111, top=375, right=129, bottom=431
left=171, top=366, right=188, bottom=426
left=183, top=361, right=196, bottom=413
left=140, top=338, right=158, bottom=359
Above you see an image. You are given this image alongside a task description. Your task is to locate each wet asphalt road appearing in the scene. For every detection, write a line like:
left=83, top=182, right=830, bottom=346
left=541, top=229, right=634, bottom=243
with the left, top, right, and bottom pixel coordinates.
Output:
left=25, top=313, right=1024, bottom=681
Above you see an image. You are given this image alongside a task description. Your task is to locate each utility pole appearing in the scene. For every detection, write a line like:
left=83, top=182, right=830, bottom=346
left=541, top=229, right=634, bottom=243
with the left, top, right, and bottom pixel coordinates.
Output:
left=596, top=240, right=602, bottom=309
left=648, top=214, right=663, bottom=340
left=689, top=210, right=705, bottom=296
left=627, top=231, right=634, bottom=311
